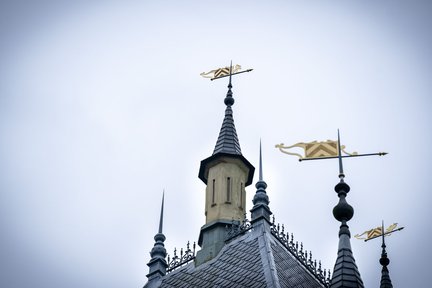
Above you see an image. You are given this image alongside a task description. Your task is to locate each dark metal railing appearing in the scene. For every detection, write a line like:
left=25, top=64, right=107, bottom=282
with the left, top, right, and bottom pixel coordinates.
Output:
left=225, top=215, right=252, bottom=242
left=166, top=241, right=196, bottom=273
left=270, top=215, right=331, bottom=287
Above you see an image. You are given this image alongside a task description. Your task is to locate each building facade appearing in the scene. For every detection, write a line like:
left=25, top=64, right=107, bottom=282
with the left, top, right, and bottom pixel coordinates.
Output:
left=142, top=73, right=391, bottom=288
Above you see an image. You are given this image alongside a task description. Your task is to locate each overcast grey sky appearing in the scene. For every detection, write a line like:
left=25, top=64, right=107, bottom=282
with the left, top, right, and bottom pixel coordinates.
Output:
left=1, top=1, right=431, bottom=287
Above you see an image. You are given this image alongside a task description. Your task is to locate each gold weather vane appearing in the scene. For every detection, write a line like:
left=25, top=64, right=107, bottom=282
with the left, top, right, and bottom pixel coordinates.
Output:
left=200, top=64, right=253, bottom=81
left=358, top=221, right=403, bottom=284
left=355, top=222, right=404, bottom=242
left=275, top=140, right=358, bottom=161
left=276, top=137, right=387, bottom=162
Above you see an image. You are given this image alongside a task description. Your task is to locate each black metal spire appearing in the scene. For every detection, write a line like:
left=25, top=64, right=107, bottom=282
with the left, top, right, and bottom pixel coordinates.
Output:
left=146, top=192, right=168, bottom=283
left=158, top=192, right=164, bottom=234
left=259, top=139, right=263, bottom=181
left=379, top=221, right=393, bottom=288
left=212, top=62, right=242, bottom=155
left=330, top=131, right=364, bottom=288
left=251, top=140, right=272, bottom=224
left=337, top=129, right=344, bottom=177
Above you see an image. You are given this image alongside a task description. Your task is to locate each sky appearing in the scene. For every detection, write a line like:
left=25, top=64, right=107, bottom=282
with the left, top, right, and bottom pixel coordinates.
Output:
left=1, top=0, right=431, bottom=287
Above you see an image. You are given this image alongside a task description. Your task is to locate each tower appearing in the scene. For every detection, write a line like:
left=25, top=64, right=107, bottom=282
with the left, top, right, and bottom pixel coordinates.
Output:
left=196, top=71, right=255, bottom=265
left=143, top=68, right=331, bottom=288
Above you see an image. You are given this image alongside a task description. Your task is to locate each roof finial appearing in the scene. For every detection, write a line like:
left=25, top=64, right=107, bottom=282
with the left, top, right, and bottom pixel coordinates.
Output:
left=330, top=130, right=363, bottom=287
left=381, top=221, right=386, bottom=249
left=379, top=220, right=393, bottom=288
left=259, top=139, right=263, bottom=181
left=224, top=61, right=235, bottom=107
left=251, top=140, right=272, bottom=224
left=354, top=221, right=403, bottom=287
left=146, top=192, right=168, bottom=282
left=228, top=60, right=233, bottom=87
left=158, top=191, right=165, bottom=234
left=337, top=129, right=344, bottom=179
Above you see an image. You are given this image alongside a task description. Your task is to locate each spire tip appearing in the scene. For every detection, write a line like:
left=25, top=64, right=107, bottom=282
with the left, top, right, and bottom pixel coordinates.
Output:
left=337, top=129, right=344, bottom=177
left=158, top=191, right=165, bottom=234
left=259, top=139, right=263, bottom=181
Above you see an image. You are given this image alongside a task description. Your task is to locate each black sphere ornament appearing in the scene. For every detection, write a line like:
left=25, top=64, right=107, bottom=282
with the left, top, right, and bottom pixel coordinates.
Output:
left=333, top=198, right=354, bottom=222
left=224, top=95, right=234, bottom=106
left=380, top=255, right=390, bottom=266
left=335, top=181, right=350, bottom=194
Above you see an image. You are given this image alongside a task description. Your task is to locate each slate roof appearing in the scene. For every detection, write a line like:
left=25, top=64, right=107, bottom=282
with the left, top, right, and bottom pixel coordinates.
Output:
left=154, top=222, right=326, bottom=288
left=330, top=243, right=364, bottom=288
left=160, top=238, right=266, bottom=288
left=212, top=105, right=242, bottom=155
left=380, top=266, right=393, bottom=288
left=272, top=242, right=324, bottom=288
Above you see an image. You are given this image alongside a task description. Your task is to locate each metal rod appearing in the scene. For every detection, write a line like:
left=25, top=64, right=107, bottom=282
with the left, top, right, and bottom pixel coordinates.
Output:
left=259, top=139, right=263, bottom=181
left=299, top=152, right=388, bottom=162
left=211, top=69, right=253, bottom=81
left=158, top=191, right=165, bottom=234
left=229, top=61, right=232, bottom=87
left=364, top=227, right=405, bottom=242
left=337, top=129, right=344, bottom=175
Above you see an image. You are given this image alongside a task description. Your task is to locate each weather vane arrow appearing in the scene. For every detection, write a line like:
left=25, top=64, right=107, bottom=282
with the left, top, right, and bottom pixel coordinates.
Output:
left=200, top=62, right=253, bottom=81
left=355, top=221, right=404, bottom=286
left=355, top=221, right=405, bottom=242
left=277, top=131, right=389, bottom=287
left=275, top=130, right=388, bottom=162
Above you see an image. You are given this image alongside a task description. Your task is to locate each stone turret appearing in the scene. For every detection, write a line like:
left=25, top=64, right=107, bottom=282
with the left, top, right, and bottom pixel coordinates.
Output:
left=196, top=69, right=254, bottom=265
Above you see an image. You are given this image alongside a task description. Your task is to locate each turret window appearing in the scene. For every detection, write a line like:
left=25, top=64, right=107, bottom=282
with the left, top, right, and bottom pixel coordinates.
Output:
left=212, top=179, right=216, bottom=206
left=226, top=177, right=231, bottom=203
left=239, top=182, right=244, bottom=208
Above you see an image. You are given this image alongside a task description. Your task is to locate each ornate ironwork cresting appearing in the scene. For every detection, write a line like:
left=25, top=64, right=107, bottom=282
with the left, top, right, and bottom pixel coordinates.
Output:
left=270, top=215, right=331, bottom=287
left=225, top=214, right=252, bottom=242
left=166, top=241, right=196, bottom=273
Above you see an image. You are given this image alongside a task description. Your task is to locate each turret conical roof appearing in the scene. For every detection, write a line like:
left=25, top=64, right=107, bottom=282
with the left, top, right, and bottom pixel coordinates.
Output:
left=212, top=104, right=242, bottom=155
left=198, top=74, right=254, bottom=186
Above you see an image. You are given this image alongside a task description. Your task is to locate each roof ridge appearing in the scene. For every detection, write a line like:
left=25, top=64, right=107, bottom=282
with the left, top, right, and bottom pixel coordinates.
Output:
left=269, top=216, right=331, bottom=287
left=167, top=229, right=257, bottom=275
left=157, top=223, right=326, bottom=288
left=258, top=229, right=281, bottom=288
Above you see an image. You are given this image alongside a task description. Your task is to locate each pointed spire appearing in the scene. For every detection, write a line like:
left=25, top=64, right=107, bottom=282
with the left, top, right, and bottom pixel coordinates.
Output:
left=330, top=131, right=364, bottom=288
left=213, top=62, right=242, bottom=155
left=146, top=193, right=168, bottom=282
left=254, top=140, right=268, bottom=201
left=379, top=221, right=393, bottom=288
left=228, top=60, right=233, bottom=92
left=337, top=129, right=344, bottom=177
left=251, top=140, right=272, bottom=224
left=158, top=191, right=164, bottom=234
left=259, top=139, right=263, bottom=181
